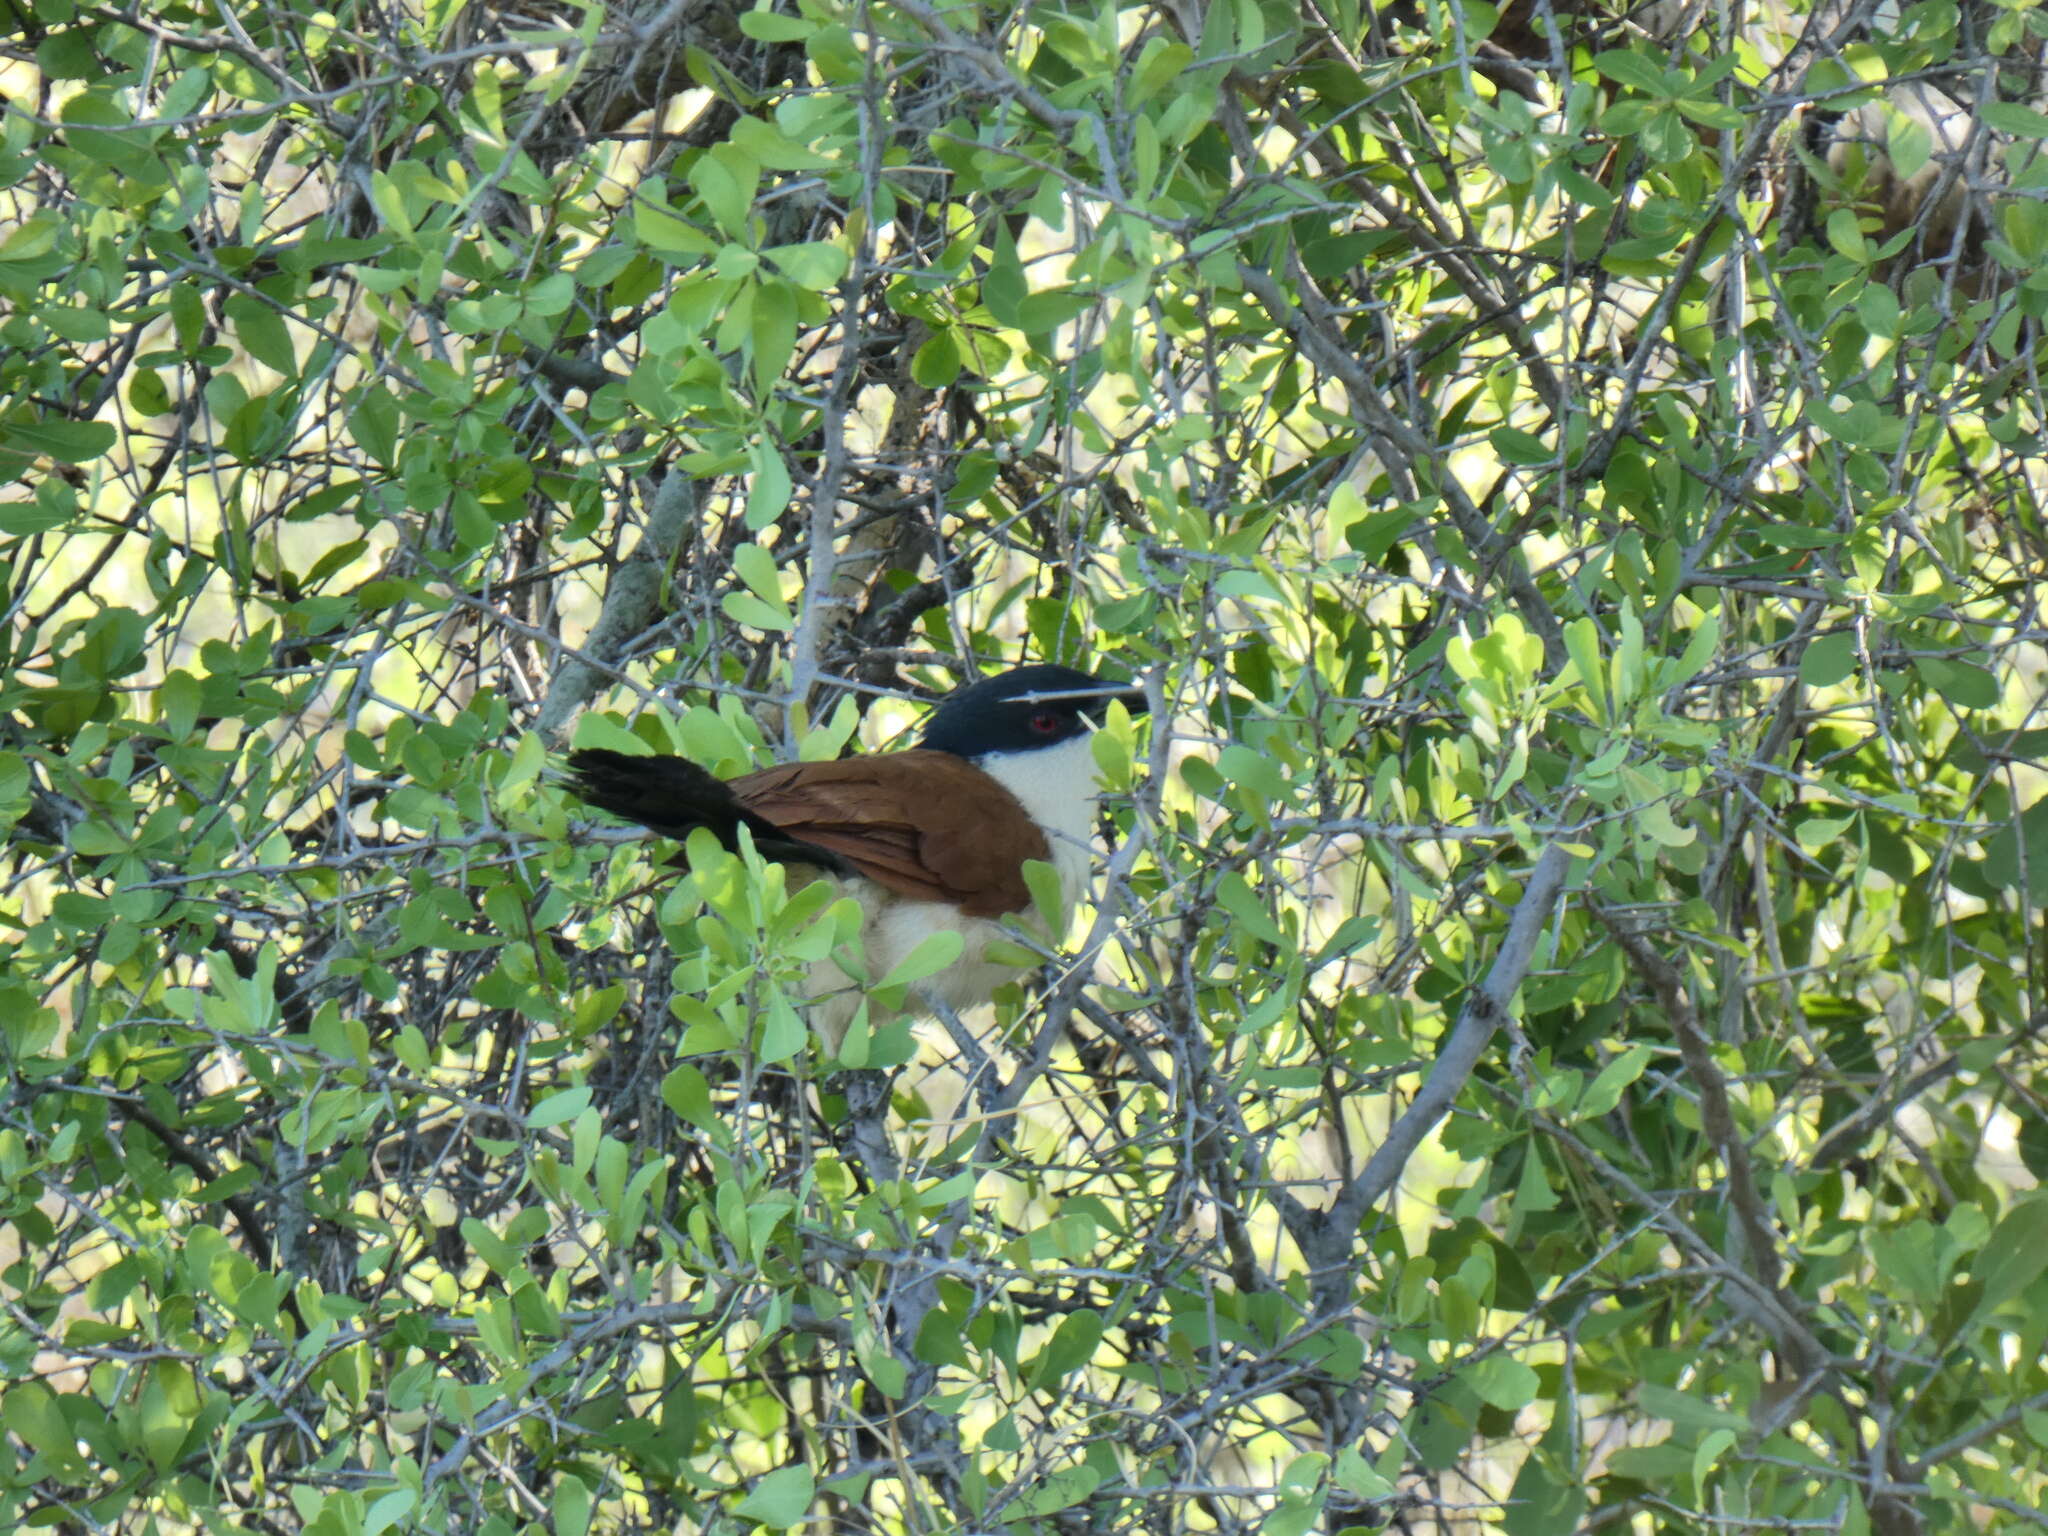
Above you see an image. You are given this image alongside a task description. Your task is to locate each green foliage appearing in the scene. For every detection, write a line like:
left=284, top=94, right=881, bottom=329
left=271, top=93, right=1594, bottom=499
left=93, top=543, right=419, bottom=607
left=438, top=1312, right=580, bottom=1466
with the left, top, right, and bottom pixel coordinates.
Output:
left=3, top=0, right=2046, bottom=1533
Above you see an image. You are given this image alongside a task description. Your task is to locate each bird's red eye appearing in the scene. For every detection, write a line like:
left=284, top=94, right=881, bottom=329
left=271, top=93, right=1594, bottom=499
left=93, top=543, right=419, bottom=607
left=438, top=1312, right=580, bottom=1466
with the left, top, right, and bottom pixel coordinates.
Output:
left=1031, top=711, right=1061, bottom=734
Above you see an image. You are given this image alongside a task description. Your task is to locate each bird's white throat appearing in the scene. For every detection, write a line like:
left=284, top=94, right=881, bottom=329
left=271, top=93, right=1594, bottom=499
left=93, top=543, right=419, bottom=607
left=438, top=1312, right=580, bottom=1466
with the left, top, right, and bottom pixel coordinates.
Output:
left=974, top=732, right=1103, bottom=904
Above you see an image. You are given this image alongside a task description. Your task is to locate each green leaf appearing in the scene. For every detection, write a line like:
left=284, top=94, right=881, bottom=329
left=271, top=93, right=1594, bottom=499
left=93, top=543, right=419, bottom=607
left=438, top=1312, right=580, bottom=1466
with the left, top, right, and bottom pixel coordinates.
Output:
left=549, top=1466, right=592, bottom=1533
left=498, top=730, right=548, bottom=797
left=140, top=1359, right=201, bottom=1472
left=1262, top=1497, right=1323, bottom=1536
left=724, top=551, right=793, bottom=630
left=751, top=277, right=798, bottom=393
left=1856, top=283, right=1901, bottom=338
left=1911, top=655, right=2000, bottom=710
left=1983, top=101, right=2048, bottom=140
left=1028, top=1309, right=1103, bottom=1387
left=764, top=241, right=848, bottom=290
left=1974, top=799, right=2048, bottom=903
left=661, top=1063, right=716, bottom=1127
left=1871, top=1220, right=1948, bottom=1303
left=41, top=302, right=111, bottom=342
left=1347, top=507, right=1420, bottom=564
left=1637, top=1382, right=1747, bottom=1436
left=1022, top=857, right=1066, bottom=931
left=1578, top=1044, right=1651, bottom=1119
left=1334, top=1445, right=1394, bottom=1500
left=1018, top=1464, right=1102, bottom=1517
left=7, top=418, right=116, bottom=464
left=746, top=439, right=793, bottom=529
left=876, top=929, right=964, bottom=992
left=528, top=1087, right=592, bottom=1128
left=368, top=170, right=416, bottom=238
left=0, top=478, right=83, bottom=533
left=692, top=142, right=759, bottom=236
left=1594, top=50, right=1672, bottom=96
left=912, top=326, right=962, bottom=388
left=39, top=29, right=101, bottom=79
left=3, top=1383, right=80, bottom=1472
left=364, top=1490, right=417, bottom=1536
left=731, top=541, right=784, bottom=607
left=1504, top=1448, right=1586, bottom=1536
left=1750, top=521, right=1842, bottom=550
left=1794, top=814, right=1853, bottom=851
left=983, top=225, right=1027, bottom=327
left=730, top=115, right=837, bottom=169
left=1692, top=1427, right=1736, bottom=1502
left=1512, top=1143, right=1559, bottom=1217
left=1465, top=1355, right=1540, bottom=1411
left=1489, top=426, right=1553, bottom=466
left=1673, top=97, right=1744, bottom=130
left=1015, top=286, right=1093, bottom=334
left=1801, top=58, right=1860, bottom=97
left=736, top=1464, right=814, bottom=1528
left=0, top=214, right=59, bottom=261
left=1563, top=618, right=1608, bottom=720
left=348, top=386, right=400, bottom=468
left=1130, top=39, right=1195, bottom=105
left=1969, top=1193, right=2048, bottom=1322
left=914, top=1307, right=971, bottom=1368
left=1216, top=872, right=1289, bottom=948
left=636, top=200, right=718, bottom=257
left=739, top=10, right=815, bottom=41
left=1668, top=611, right=1721, bottom=686
left=1799, top=632, right=1858, bottom=688
left=1885, top=108, right=1933, bottom=181
left=226, top=294, right=297, bottom=376
left=1216, top=743, right=1289, bottom=802
left=461, top=1218, right=526, bottom=1281
left=1826, top=209, right=1871, bottom=264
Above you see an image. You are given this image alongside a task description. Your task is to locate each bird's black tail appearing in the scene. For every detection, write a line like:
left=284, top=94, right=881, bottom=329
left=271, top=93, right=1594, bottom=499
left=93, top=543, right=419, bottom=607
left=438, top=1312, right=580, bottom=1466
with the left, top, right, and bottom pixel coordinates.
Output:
left=564, top=749, right=851, bottom=872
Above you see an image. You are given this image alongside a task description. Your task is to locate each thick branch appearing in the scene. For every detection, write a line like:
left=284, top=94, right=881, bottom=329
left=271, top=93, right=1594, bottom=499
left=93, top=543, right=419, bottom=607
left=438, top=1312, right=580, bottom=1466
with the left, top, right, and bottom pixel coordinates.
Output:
left=533, top=470, right=698, bottom=743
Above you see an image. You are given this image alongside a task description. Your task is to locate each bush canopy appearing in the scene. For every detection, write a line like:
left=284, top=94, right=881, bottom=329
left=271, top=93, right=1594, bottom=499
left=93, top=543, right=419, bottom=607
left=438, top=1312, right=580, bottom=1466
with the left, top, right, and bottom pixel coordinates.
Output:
left=3, top=1, right=2046, bottom=1533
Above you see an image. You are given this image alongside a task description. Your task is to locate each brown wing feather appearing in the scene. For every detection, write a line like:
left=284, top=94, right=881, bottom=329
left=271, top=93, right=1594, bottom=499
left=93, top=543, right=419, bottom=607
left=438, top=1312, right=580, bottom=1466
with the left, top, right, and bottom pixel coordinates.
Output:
left=730, top=751, right=1048, bottom=917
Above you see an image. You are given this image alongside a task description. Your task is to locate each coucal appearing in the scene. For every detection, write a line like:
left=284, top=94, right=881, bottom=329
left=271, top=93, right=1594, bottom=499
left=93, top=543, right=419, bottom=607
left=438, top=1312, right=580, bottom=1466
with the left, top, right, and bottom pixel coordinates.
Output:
left=566, top=664, right=1145, bottom=1048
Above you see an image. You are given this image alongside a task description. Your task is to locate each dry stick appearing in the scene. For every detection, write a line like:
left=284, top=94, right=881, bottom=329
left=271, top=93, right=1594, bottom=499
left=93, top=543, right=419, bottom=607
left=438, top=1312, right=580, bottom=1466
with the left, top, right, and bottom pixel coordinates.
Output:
left=1590, top=903, right=1837, bottom=1394
left=781, top=341, right=864, bottom=723
left=421, top=1299, right=721, bottom=1492
left=784, top=49, right=905, bottom=727
left=1234, top=260, right=1567, bottom=673
left=1594, top=905, right=1787, bottom=1286
left=1529, top=1109, right=1832, bottom=1379
left=1811, top=1008, right=2048, bottom=1168
left=1323, top=843, right=1573, bottom=1242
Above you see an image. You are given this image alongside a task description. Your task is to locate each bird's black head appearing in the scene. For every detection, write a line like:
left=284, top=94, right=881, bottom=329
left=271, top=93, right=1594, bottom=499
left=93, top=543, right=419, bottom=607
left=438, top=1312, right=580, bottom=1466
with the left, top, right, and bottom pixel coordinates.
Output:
left=920, top=663, right=1147, bottom=759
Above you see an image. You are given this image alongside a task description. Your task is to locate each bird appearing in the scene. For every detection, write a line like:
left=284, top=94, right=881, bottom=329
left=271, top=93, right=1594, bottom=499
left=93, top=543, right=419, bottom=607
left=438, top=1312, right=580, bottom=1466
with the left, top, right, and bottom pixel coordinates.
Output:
left=565, top=664, right=1146, bottom=1050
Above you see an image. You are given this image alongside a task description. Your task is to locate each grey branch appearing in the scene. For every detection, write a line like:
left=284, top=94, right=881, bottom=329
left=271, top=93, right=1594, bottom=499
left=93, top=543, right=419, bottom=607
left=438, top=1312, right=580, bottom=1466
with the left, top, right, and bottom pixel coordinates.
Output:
left=1326, top=842, right=1573, bottom=1237
left=533, top=470, right=699, bottom=743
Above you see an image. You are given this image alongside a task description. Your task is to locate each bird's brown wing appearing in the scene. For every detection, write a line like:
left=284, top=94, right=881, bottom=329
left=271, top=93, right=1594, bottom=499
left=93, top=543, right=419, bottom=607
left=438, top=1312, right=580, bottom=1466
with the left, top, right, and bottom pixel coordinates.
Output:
left=730, top=751, right=1047, bottom=917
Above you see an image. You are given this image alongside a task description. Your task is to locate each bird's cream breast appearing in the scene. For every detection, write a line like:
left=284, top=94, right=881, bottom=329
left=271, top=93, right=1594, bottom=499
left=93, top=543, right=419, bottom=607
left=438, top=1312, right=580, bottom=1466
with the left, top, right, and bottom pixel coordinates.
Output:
left=802, top=881, right=1066, bottom=1049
